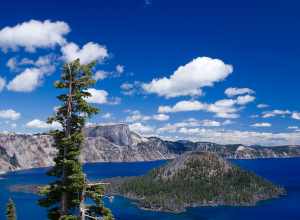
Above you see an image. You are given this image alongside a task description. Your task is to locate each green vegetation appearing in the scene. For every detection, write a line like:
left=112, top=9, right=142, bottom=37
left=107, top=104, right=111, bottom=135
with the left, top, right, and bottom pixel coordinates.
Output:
left=108, top=152, right=285, bottom=212
left=38, top=59, right=113, bottom=220
left=6, top=198, right=16, bottom=220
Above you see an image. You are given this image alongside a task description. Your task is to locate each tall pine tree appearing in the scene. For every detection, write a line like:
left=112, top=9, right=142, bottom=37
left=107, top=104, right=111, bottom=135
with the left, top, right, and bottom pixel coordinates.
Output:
left=6, top=198, right=16, bottom=220
left=39, top=59, right=113, bottom=220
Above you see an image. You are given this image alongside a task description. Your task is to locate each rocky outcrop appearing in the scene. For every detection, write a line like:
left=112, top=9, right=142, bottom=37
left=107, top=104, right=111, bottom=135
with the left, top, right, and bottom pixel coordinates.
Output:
left=0, top=134, right=55, bottom=171
left=1, top=124, right=300, bottom=172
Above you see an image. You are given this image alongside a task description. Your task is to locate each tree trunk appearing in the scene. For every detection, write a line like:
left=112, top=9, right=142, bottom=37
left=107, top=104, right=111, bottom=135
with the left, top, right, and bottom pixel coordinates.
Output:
left=61, top=64, right=73, bottom=216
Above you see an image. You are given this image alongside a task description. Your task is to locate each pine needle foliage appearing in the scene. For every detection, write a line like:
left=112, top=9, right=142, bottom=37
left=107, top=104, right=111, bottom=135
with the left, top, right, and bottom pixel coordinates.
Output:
left=6, top=198, right=17, bottom=220
left=38, top=59, right=113, bottom=220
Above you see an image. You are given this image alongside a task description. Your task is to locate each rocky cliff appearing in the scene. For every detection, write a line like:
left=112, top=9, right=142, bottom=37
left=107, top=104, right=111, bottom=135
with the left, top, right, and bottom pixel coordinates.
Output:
left=1, top=124, right=300, bottom=172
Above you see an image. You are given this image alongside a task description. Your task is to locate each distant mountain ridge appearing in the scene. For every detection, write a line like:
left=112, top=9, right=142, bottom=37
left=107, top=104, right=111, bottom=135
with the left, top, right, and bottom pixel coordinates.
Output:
left=1, top=124, right=300, bottom=172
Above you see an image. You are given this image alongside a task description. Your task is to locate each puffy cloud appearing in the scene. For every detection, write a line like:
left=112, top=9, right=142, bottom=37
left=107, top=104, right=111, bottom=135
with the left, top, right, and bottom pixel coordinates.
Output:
left=6, top=68, right=42, bottom=92
left=120, top=81, right=141, bottom=96
left=157, top=123, right=300, bottom=146
left=35, top=54, right=55, bottom=67
left=121, top=82, right=134, bottom=90
left=0, top=109, right=21, bottom=120
left=174, top=128, right=300, bottom=146
left=126, top=110, right=151, bottom=122
left=116, top=64, right=124, bottom=74
left=158, top=95, right=255, bottom=119
left=207, top=99, right=239, bottom=119
left=257, top=104, right=269, bottom=109
left=61, top=42, right=108, bottom=64
left=201, top=120, right=221, bottom=127
left=84, top=88, right=108, bottom=104
left=288, top=126, right=299, bottom=130
left=292, top=112, right=300, bottom=120
left=236, top=95, right=256, bottom=105
left=6, top=54, right=56, bottom=71
left=158, top=100, right=205, bottom=113
left=94, top=70, right=109, bottom=81
left=225, top=87, right=254, bottom=97
left=157, top=119, right=225, bottom=134
left=126, top=111, right=170, bottom=123
left=6, top=57, right=18, bottom=71
left=143, top=57, right=233, bottom=98
left=223, top=119, right=234, bottom=125
left=157, top=123, right=179, bottom=133
left=129, top=122, right=154, bottom=135
left=7, top=66, right=53, bottom=92
left=251, top=122, right=272, bottom=127
left=262, top=110, right=291, bottom=118
left=26, top=119, right=61, bottom=129
left=153, top=114, right=170, bottom=121
left=0, top=20, right=70, bottom=52
left=0, top=76, right=5, bottom=92
left=6, top=54, right=56, bottom=92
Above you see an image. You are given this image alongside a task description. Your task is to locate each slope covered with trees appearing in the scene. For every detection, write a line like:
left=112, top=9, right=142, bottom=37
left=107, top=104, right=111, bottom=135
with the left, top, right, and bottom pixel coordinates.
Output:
left=107, top=151, right=285, bottom=213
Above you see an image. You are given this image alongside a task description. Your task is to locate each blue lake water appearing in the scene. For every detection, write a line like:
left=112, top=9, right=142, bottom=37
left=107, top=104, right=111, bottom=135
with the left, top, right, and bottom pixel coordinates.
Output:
left=1, top=158, right=300, bottom=220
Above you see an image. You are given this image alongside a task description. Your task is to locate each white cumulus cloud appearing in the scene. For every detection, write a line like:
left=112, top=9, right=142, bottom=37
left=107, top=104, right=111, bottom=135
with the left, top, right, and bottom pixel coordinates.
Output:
left=262, top=110, right=291, bottom=118
left=7, top=67, right=49, bottom=92
left=143, top=57, right=233, bottom=98
left=94, top=70, right=109, bottom=81
left=225, top=87, right=254, bottom=97
left=84, top=88, right=108, bottom=104
left=251, top=122, right=272, bottom=127
left=61, top=42, right=108, bottom=65
left=116, top=64, right=124, bottom=74
left=158, top=100, right=205, bottom=113
left=126, top=110, right=151, bottom=122
left=6, top=55, right=56, bottom=92
left=129, top=122, right=154, bottom=135
left=201, top=120, right=221, bottom=127
left=288, top=126, right=299, bottom=130
left=236, top=95, right=256, bottom=105
left=153, top=114, right=170, bottom=121
left=0, top=20, right=70, bottom=52
left=6, top=57, right=18, bottom=71
left=292, top=112, right=300, bottom=120
left=257, top=104, right=269, bottom=109
left=0, top=109, right=21, bottom=120
left=158, top=95, right=255, bottom=119
left=26, top=119, right=61, bottom=129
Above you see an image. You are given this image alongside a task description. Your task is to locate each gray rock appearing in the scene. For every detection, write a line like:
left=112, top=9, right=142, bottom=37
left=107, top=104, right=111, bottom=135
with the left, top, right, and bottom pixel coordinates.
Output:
left=1, top=124, right=300, bottom=172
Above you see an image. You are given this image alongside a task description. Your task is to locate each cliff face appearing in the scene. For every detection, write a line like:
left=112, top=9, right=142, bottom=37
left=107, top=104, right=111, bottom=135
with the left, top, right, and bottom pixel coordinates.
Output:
left=1, top=124, right=300, bottom=172
left=0, top=134, right=55, bottom=172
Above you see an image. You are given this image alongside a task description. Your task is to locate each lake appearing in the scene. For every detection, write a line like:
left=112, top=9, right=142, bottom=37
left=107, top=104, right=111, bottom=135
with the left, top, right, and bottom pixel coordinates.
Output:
left=1, top=158, right=300, bottom=220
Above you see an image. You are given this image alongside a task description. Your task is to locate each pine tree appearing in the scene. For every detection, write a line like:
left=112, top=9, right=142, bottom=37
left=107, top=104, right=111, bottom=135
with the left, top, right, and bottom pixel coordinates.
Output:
left=38, top=59, right=113, bottom=220
left=6, top=198, right=17, bottom=220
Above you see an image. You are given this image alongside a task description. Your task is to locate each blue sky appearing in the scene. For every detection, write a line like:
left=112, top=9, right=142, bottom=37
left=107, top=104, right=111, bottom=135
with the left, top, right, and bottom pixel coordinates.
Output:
left=0, top=0, right=300, bottom=145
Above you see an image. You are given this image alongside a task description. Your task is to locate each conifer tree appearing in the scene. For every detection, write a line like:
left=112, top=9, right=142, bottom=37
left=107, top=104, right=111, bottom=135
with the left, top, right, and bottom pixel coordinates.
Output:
left=6, top=198, right=16, bottom=220
left=38, top=59, right=113, bottom=220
